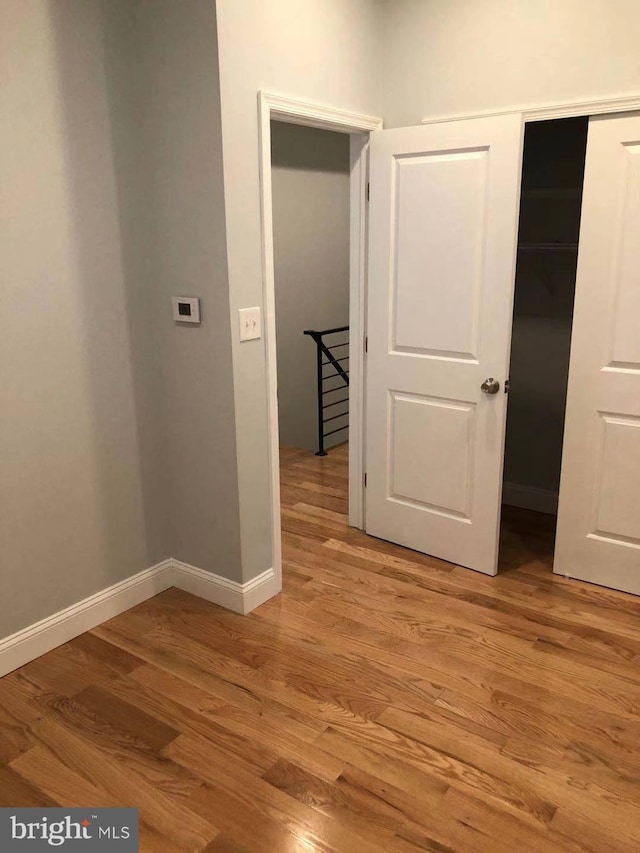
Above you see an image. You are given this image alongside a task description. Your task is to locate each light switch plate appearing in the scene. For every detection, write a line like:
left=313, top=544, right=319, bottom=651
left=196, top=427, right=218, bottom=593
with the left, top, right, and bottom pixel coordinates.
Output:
left=172, top=296, right=200, bottom=324
left=239, top=306, right=261, bottom=341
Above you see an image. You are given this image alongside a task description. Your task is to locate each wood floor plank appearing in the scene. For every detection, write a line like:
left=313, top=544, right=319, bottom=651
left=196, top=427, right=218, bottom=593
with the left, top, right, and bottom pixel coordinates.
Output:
left=96, top=603, right=390, bottom=729
left=257, top=589, right=640, bottom=766
left=10, top=744, right=116, bottom=808
left=256, top=598, right=640, bottom=798
left=0, top=763, right=59, bottom=807
left=182, top=756, right=382, bottom=853
left=2, top=441, right=640, bottom=851
left=31, top=716, right=215, bottom=850
left=395, top=787, right=583, bottom=853
left=316, top=720, right=558, bottom=831
left=550, top=808, right=640, bottom=853
left=261, top=758, right=400, bottom=845
left=68, top=631, right=146, bottom=675
left=284, top=576, right=640, bottom=721
left=200, top=834, right=254, bottom=853
left=74, top=684, right=179, bottom=752
left=0, top=703, right=32, bottom=765
left=377, top=706, right=640, bottom=844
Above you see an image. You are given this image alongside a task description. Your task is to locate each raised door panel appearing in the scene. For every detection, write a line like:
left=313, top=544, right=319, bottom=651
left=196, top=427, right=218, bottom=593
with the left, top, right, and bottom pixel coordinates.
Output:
left=591, top=414, right=640, bottom=546
left=609, top=143, right=640, bottom=368
left=389, top=392, right=476, bottom=519
left=392, top=150, right=487, bottom=360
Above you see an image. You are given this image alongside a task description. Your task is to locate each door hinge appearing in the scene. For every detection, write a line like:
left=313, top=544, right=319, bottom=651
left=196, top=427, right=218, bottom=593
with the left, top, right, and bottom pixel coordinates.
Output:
left=366, top=182, right=370, bottom=202
left=365, top=336, right=368, bottom=353
left=364, top=473, right=367, bottom=487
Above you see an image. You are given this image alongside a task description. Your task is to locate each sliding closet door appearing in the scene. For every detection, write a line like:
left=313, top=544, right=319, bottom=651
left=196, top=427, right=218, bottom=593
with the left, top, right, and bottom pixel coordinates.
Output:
left=555, top=112, right=640, bottom=593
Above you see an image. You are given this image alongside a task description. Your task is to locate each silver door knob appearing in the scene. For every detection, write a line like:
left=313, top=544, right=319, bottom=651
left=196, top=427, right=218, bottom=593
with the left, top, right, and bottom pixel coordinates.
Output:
left=481, top=378, right=500, bottom=395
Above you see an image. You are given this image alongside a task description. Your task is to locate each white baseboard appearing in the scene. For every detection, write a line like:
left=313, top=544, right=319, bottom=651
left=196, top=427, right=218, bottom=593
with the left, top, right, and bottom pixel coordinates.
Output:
left=0, top=560, right=174, bottom=678
left=0, top=559, right=279, bottom=678
left=503, top=482, right=558, bottom=515
left=172, top=560, right=279, bottom=615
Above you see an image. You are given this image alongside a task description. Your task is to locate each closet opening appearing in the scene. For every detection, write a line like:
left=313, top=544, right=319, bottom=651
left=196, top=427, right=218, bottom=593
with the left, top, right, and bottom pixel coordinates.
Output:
left=500, top=116, right=589, bottom=572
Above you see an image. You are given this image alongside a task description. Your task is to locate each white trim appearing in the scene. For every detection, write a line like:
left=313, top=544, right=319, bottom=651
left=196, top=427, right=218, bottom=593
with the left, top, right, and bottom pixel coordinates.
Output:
left=258, top=91, right=384, bottom=560
left=503, top=483, right=558, bottom=515
left=258, top=92, right=283, bottom=589
left=262, top=92, right=382, bottom=134
left=421, top=94, right=640, bottom=126
left=348, top=134, right=370, bottom=529
left=0, top=559, right=278, bottom=677
left=0, top=560, right=173, bottom=678
left=173, top=560, right=278, bottom=615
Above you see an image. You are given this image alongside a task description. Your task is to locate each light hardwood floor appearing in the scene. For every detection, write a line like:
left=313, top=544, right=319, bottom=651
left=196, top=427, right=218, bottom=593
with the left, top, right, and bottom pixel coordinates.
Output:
left=2, top=442, right=640, bottom=851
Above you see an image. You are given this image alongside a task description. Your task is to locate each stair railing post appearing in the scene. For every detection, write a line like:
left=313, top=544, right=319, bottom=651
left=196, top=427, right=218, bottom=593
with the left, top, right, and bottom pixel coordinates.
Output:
left=314, top=333, right=327, bottom=456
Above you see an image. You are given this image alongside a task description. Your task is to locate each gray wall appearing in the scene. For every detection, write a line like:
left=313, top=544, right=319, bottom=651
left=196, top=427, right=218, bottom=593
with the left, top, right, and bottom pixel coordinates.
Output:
left=0, top=0, right=242, bottom=641
left=271, top=122, right=350, bottom=452
left=1, top=0, right=150, bottom=637
left=105, top=0, right=242, bottom=579
left=503, top=119, right=588, bottom=500
left=380, top=0, right=640, bottom=128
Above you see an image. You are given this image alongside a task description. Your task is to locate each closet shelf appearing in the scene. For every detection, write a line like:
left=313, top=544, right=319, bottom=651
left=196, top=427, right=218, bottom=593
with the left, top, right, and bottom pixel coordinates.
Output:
left=518, top=242, right=578, bottom=252
left=520, top=188, right=582, bottom=199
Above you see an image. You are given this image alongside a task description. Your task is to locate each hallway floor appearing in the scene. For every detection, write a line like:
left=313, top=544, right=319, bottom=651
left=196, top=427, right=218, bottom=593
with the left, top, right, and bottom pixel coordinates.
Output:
left=1, top=444, right=640, bottom=851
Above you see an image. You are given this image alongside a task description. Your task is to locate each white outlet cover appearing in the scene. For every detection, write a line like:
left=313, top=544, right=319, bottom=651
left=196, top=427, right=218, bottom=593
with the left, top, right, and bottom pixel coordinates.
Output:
left=239, top=306, right=261, bottom=341
left=172, top=296, right=200, bottom=324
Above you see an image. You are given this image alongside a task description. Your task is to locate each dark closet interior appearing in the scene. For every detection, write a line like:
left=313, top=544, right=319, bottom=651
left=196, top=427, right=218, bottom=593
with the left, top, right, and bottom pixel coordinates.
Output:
left=501, top=117, right=589, bottom=564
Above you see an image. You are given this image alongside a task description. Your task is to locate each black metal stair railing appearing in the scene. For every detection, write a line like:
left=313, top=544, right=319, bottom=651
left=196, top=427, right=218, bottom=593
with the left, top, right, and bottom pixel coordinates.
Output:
left=303, top=325, right=349, bottom=456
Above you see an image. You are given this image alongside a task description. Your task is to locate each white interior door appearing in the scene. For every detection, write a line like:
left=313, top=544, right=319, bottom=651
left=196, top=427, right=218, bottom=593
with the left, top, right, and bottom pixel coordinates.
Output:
left=555, top=112, right=640, bottom=594
left=365, top=115, right=524, bottom=575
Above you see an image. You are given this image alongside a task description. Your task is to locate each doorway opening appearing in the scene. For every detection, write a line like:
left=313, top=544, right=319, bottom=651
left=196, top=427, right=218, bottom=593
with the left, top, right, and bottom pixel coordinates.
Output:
left=500, top=116, right=589, bottom=572
left=271, top=121, right=352, bottom=537
left=272, top=122, right=350, bottom=457
left=258, top=93, right=380, bottom=590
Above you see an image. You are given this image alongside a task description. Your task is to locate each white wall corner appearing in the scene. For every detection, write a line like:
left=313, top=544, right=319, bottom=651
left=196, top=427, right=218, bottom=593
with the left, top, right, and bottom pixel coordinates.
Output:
left=172, top=560, right=280, bottom=615
left=0, top=559, right=280, bottom=678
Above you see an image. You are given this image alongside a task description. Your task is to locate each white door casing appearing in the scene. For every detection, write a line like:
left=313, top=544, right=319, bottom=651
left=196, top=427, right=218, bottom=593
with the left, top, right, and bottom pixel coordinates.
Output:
left=555, top=112, right=640, bottom=593
left=365, top=115, right=524, bottom=575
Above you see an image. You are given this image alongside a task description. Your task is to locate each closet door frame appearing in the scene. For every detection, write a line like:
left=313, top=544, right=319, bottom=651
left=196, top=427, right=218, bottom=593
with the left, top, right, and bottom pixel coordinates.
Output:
left=420, top=94, right=640, bottom=126
left=421, top=94, right=640, bottom=584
